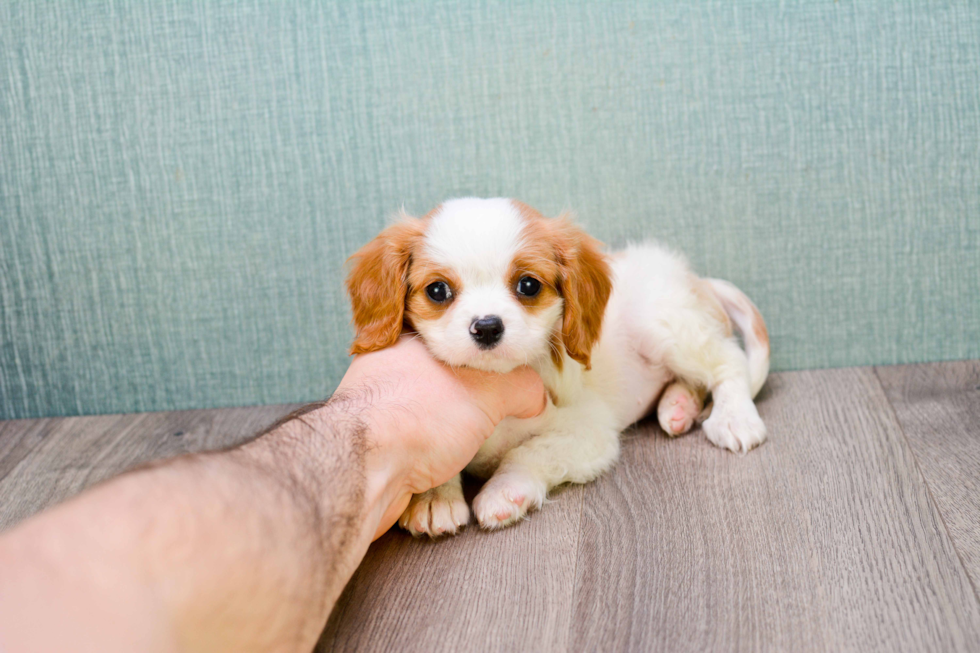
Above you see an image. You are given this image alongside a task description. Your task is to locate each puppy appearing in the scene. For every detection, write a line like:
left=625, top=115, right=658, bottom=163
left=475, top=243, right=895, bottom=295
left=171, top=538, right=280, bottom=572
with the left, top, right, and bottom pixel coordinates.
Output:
left=346, top=198, right=769, bottom=536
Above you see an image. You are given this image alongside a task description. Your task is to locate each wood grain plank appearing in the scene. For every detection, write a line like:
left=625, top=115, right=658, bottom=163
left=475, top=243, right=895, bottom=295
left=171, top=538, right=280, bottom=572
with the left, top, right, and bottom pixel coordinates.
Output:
left=0, top=404, right=298, bottom=531
left=571, top=368, right=980, bottom=652
left=0, top=418, right=54, bottom=481
left=319, top=479, right=584, bottom=652
left=876, top=360, right=980, bottom=594
left=4, top=366, right=979, bottom=651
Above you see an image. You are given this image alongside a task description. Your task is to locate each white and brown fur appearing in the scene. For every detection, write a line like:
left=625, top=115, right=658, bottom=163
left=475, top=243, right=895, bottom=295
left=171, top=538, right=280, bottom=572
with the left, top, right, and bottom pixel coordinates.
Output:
left=346, top=198, right=769, bottom=536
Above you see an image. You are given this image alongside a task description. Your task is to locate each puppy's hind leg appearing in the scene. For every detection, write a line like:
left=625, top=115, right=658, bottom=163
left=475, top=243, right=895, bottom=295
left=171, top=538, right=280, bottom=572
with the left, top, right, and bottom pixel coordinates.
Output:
left=660, top=306, right=766, bottom=454
left=657, top=380, right=706, bottom=437
left=473, top=396, right=620, bottom=529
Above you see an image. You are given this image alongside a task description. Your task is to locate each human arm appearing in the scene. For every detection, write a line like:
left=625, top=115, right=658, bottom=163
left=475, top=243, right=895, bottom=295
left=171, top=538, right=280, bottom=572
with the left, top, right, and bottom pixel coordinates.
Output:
left=0, top=337, right=546, bottom=653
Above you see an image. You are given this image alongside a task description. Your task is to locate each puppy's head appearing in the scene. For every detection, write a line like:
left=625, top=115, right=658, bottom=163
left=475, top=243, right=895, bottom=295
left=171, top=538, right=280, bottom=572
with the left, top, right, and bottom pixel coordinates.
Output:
left=346, top=198, right=612, bottom=372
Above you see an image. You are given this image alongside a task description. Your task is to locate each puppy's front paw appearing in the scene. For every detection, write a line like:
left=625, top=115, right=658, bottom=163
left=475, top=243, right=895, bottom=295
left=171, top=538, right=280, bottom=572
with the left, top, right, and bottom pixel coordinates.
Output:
left=702, top=399, right=766, bottom=454
left=397, top=486, right=470, bottom=538
left=473, top=472, right=547, bottom=530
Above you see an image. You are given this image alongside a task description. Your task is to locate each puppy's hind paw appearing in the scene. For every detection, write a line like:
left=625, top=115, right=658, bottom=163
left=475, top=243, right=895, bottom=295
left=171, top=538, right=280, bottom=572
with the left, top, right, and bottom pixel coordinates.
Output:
left=398, top=486, right=470, bottom=538
left=702, top=399, right=767, bottom=454
left=657, top=382, right=703, bottom=437
left=473, top=472, right=547, bottom=530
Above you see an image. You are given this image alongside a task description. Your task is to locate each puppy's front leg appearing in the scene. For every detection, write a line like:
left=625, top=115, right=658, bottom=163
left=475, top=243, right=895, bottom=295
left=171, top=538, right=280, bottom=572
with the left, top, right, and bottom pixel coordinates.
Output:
left=473, top=397, right=620, bottom=529
left=397, top=474, right=469, bottom=537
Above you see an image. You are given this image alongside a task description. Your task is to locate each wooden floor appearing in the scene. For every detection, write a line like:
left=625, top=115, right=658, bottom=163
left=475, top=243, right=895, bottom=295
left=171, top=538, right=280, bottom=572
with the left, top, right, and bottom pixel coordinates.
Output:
left=1, top=362, right=979, bottom=652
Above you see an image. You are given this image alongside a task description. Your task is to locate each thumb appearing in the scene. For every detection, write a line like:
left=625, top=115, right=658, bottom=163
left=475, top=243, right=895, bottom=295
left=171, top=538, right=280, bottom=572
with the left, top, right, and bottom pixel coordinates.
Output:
left=483, top=366, right=548, bottom=422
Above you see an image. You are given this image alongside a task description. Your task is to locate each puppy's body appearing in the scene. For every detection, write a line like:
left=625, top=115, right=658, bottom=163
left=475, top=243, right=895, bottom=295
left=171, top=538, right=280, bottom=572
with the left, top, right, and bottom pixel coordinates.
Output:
left=346, top=198, right=769, bottom=536
left=469, top=246, right=688, bottom=475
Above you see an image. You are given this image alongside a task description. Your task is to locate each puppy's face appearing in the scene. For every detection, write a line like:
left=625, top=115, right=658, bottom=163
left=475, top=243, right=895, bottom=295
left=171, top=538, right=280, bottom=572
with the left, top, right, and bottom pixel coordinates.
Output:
left=346, top=198, right=612, bottom=372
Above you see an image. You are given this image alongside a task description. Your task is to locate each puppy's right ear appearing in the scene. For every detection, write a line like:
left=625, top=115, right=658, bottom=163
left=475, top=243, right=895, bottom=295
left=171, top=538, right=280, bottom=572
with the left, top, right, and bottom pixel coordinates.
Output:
left=345, top=217, right=424, bottom=355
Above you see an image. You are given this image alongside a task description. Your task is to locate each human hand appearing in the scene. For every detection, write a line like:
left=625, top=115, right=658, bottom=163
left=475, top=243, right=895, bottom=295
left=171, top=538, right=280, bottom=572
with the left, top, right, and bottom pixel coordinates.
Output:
left=0, top=337, right=545, bottom=653
left=330, top=336, right=547, bottom=538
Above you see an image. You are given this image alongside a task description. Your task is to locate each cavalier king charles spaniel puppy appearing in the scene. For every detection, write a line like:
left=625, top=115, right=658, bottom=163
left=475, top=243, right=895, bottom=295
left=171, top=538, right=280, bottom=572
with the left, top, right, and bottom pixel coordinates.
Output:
left=346, top=198, right=769, bottom=536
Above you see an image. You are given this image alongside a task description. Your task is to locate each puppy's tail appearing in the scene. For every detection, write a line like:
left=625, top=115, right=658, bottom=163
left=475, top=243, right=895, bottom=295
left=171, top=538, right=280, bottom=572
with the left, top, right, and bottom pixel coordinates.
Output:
left=705, top=278, right=770, bottom=398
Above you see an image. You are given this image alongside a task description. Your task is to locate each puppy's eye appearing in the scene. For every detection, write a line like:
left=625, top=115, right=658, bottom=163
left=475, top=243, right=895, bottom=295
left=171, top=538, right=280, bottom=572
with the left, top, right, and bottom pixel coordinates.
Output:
left=425, top=281, right=453, bottom=303
left=516, top=276, right=542, bottom=298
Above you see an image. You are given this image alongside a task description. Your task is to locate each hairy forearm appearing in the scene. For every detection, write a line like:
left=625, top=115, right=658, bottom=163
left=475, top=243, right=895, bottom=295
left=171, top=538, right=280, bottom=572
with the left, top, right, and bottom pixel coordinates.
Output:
left=0, top=395, right=388, bottom=653
left=0, top=337, right=546, bottom=653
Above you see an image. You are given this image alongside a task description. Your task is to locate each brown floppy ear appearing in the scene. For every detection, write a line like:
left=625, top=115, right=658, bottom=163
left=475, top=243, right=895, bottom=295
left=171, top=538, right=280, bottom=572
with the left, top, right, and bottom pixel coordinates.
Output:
left=345, top=218, right=424, bottom=355
left=553, top=219, right=613, bottom=370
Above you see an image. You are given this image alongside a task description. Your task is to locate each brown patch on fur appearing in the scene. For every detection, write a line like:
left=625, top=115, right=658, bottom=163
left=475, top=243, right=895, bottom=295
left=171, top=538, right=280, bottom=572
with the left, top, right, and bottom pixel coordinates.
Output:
left=345, top=217, right=426, bottom=354
left=404, top=256, right=464, bottom=326
left=750, top=302, right=770, bottom=348
left=692, top=277, right=733, bottom=336
left=508, top=256, right=562, bottom=316
left=420, top=203, right=444, bottom=221
left=510, top=199, right=546, bottom=223
left=512, top=200, right=612, bottom=370
left=549, top=331, right=565, bottom=370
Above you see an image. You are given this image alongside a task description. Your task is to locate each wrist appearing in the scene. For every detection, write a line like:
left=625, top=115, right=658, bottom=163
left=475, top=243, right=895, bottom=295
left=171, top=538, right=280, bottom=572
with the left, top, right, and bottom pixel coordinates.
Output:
left=297, top=392, right=413, bottom=539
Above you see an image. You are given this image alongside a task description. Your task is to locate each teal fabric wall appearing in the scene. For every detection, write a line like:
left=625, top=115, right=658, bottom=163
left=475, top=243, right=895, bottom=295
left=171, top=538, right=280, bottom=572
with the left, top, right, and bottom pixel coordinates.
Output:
left=2, top=1, right=978, bottom=419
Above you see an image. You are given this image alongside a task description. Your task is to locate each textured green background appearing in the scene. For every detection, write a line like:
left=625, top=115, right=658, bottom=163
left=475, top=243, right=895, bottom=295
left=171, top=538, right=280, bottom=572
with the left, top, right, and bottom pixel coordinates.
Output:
left=2, top=1, right=979, bottom=419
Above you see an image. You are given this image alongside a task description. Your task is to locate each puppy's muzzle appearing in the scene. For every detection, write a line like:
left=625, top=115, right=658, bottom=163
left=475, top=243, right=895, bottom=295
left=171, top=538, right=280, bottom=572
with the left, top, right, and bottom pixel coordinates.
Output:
left=470, top=315, right=504, bottom=349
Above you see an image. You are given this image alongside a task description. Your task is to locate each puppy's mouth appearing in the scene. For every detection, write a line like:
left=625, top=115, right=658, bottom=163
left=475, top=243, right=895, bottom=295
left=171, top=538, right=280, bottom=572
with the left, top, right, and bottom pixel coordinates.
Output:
left=427, top=339, right=524, bottom=374
left=414, top=319, right=530, bottom=373
left=463, top=348, right=524, bottom=373
left=465, top=327, right=526, bottom=372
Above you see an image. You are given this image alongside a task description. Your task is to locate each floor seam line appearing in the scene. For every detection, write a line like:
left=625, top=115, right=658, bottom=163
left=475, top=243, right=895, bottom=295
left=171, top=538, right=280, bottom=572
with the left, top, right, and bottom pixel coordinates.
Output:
left=872, top=365, right=980, bottom=608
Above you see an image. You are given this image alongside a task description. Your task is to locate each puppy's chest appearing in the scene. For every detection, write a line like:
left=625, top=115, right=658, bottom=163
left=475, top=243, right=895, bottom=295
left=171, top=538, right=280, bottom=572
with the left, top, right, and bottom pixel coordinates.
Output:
left=466, top=341, right=675, bottom=477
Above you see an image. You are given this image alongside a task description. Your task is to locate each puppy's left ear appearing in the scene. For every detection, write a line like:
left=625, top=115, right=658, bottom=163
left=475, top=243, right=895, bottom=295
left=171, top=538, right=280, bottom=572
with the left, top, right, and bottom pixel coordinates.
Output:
left=555, top=219, right=613, bottom=370
left=345, top=217, right=424, bottom=355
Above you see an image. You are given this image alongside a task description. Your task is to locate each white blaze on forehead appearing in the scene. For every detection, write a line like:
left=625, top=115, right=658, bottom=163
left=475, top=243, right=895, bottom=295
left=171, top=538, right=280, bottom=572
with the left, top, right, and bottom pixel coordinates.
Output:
left=423, top=198, right=525, bottom=283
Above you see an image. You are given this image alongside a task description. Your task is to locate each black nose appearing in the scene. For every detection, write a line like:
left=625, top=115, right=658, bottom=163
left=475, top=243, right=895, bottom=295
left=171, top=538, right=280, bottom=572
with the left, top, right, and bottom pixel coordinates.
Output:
left=470, top=316, right=505, bottom=349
